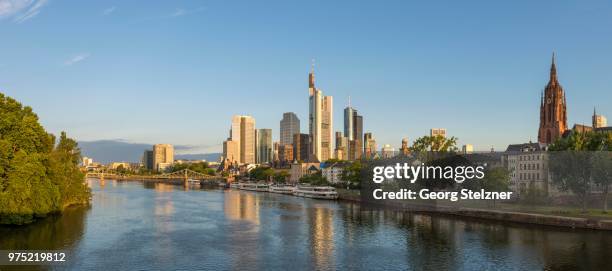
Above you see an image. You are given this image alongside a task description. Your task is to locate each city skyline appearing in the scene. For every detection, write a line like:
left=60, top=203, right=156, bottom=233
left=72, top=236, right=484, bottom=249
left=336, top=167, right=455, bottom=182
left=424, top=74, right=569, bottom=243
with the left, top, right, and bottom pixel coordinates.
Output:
left=1, top=0, right=612, bottom=154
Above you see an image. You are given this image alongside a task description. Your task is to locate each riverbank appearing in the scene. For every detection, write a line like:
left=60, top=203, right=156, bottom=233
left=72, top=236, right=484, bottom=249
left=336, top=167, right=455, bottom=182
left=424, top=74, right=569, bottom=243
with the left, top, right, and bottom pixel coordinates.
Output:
left=337, top=189, right=612, bottom=231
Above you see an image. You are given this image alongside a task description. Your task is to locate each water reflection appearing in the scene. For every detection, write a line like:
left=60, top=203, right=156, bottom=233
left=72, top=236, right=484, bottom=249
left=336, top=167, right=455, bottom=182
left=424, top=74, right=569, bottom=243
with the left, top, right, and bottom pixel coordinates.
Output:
left=308, top=206, right=335, bottom=269
left=0, top=180, right=610, bottom=270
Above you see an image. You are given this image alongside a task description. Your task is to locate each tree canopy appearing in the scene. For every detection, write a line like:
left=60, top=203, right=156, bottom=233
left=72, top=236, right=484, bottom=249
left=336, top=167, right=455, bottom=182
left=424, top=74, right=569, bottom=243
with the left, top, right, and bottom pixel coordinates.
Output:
left=410, top=135, right=458, bottom=153
left=0, top=93, right=90, bottom=225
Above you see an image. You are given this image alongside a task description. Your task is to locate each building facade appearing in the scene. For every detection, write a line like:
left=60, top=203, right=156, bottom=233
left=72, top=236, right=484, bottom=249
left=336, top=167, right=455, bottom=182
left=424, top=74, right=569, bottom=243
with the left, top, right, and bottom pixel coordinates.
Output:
left=153, top=144, right=174, bottom=172
left=505, top=143, right=551, bottom=196
left=142, top=150, right=154, bottom=170
left=381, top=144, right=395, bottom=159
left=538, top=53, right=568, bottom=144
left=430, top=128, right=447, bottom=138
left=364, top=133, right=377, bottom=159
left=293, top=133, right=310, bottom=162
left=308, top=65, right=333, bottom=162
left=257, top=129, right=273, bottom=164
left=280, top=112, right=300, bottom=145
left=223, top=115, right=256, bottom=164
left=399, top=138, right=410, bottom=156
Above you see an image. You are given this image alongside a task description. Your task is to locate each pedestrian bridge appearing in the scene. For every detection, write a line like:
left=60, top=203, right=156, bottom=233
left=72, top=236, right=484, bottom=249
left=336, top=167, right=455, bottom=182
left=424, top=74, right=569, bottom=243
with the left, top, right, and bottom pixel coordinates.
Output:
left=86, top=169, right=221, bottom=182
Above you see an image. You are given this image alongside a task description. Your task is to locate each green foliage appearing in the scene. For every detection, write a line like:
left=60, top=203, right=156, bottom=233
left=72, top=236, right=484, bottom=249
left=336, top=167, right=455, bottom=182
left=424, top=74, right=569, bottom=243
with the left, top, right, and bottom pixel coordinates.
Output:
left=273, top=171, right=289, bottom=183
left=480, top=167, right=510, bottom=192
left=0, top=93, right=90, bottom=225
left=410, top=135, right=458, bottom=153
left=339, top=161, right=362, bottom=189
left=548, top=130, right=612, bottom=212
left=480, top=167, right=510, bottom=207
left=171, top=161, right=214, bottom=175
left=549, top=130, right=612, bottom=151
left=300, top=171, right=328, bottom=186
left=249, top=166, right=274, bottom=181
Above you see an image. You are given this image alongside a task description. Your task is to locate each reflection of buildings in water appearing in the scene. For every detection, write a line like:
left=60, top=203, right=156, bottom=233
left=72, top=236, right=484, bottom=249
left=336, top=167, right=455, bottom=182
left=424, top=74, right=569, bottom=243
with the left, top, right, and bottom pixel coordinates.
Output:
left=154, top=183, right=175, bottom=193
left=224, top=190, right=260, bottom=225
left=224, top=190, right=262, bottom=270
left=152, top=190, right=176, bottom=262
left=308, top=205, right=335, bottom=270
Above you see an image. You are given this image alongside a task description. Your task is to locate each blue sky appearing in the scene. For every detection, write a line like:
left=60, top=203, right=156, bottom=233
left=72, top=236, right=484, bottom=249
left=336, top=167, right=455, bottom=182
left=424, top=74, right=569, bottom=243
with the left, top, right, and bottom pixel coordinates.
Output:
left=1, top=0, right=611, bottom=154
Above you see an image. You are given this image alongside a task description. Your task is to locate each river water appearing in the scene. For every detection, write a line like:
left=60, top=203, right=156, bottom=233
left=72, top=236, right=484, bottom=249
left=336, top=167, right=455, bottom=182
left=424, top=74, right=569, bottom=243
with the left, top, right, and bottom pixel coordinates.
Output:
left=1, top=179, right=611, bottom=270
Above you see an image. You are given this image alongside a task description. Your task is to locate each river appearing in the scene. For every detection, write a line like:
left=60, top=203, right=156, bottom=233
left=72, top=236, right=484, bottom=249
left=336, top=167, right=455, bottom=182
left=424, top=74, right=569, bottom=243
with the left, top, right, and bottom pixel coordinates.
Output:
left=1, top=179, right=611, bottom=270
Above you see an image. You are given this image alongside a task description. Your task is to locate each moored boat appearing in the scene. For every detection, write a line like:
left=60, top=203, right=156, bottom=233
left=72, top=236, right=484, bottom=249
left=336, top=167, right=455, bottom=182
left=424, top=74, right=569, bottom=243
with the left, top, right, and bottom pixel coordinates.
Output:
left=268, top=185, right=296, bottom=194
left=239, top=183, right=269, bottom=192
left=294, top=185, right=339, bottom=200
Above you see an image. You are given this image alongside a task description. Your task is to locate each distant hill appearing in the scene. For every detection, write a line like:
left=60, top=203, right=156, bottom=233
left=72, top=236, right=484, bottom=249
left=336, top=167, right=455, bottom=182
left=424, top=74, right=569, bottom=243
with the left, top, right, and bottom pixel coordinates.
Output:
left=78, top=140, right=221, bottom=164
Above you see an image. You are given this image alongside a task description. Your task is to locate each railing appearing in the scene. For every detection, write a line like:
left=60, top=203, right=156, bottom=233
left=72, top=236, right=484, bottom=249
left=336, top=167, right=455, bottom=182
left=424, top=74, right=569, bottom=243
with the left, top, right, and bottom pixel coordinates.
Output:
left=85, top=169, right=220, bottom=181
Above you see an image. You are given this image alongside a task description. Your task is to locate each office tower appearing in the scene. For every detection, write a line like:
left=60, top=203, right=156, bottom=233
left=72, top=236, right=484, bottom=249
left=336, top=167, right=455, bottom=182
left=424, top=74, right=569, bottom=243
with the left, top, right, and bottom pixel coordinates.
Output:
left=344, top=101, right=355, bottom=141
left=352, top=114, right=363, bottom=159
left=308, top=63, right=333, bottom=162
left=462, top=144, right=474, bottom=154
left=538, top=53, right=567, bottom=144
left=257, top=129, right=273, bottom=164
left=364, top=133, right=377, bottom=159
left=240, top=116, right=256, bottom=164
left=345, top=100, right=363, bottom=160
left=153, top=144, right=174, bottom=172
left=335, top=131, right=348, bottom=160
left=142, top=150, right=154, bottom=170
left=223, top=115, right=256, bottom=164
left=293, top=133, right=310, bottom=162
left=593, top=108, right=607, bottom=128
left=430, top=128, right=447, bottom=138
left=280, top=112, right=300, bottom=145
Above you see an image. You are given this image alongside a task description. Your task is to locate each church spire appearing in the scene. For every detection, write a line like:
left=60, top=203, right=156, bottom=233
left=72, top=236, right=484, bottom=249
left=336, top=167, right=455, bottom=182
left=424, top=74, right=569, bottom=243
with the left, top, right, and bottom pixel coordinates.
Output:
left=550, top=52, right=557, bottom=83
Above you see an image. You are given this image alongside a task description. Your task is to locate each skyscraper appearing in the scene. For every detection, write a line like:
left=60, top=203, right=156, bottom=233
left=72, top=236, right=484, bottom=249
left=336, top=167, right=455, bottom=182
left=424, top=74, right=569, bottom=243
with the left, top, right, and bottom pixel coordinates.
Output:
left=240, top=116, right=256, bottom=164
left=223, top=115, right=256, bottom=164
left=344, top=100, right=363, bottom=160
left=280, top=112, right=300, bottom=145
left=153, top=144, right=174, bottom=172
left=293, top=133, right=311, bottom=162
left=257, top=129, right=273, bottom=164
left=538, top=53, right=567, bottom=144
left=308, top=63, right=333, bottom=162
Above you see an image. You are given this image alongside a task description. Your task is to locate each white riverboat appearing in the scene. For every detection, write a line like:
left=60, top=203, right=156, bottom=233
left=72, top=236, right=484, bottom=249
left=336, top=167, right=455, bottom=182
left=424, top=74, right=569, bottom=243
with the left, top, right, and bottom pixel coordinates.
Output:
left=268, top=185, right=296, bottom=194
left=239, top=183, right=270, bottom=192
left=294, top=186, right=339, bottom=200
left=229, top=182, right=241, bottom=189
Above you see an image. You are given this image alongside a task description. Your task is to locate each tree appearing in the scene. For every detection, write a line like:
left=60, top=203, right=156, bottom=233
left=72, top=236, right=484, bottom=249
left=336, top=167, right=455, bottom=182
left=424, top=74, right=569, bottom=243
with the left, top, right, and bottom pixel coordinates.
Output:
left=480, top=167, right=510, bottom=208
left=410, top=135, right=458, bottom=153
left=592, top=151, right=612, bottom=213
left=249, top=166, right=274, bottom=181
left=300, top=171, right=328, bottom=186
left=548, top=129, right=612, bottom=213
left=273, top=171, right=289, bottom=184
left=340, top=161, right=362, bottom=189
left=0, top=93, right=90, bottom=225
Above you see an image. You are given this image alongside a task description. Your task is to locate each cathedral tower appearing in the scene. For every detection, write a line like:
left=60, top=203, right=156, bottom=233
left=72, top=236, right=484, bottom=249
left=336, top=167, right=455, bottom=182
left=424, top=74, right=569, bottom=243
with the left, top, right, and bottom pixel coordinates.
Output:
left=538, top=53, right=568, bottom=144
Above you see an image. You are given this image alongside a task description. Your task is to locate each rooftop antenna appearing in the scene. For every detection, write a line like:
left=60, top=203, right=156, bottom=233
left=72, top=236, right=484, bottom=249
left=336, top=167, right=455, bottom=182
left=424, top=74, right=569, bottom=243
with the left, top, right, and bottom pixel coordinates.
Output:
left=348, top=95, right=351, bottom=107
left=311, top=58, right=315, bottom=73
